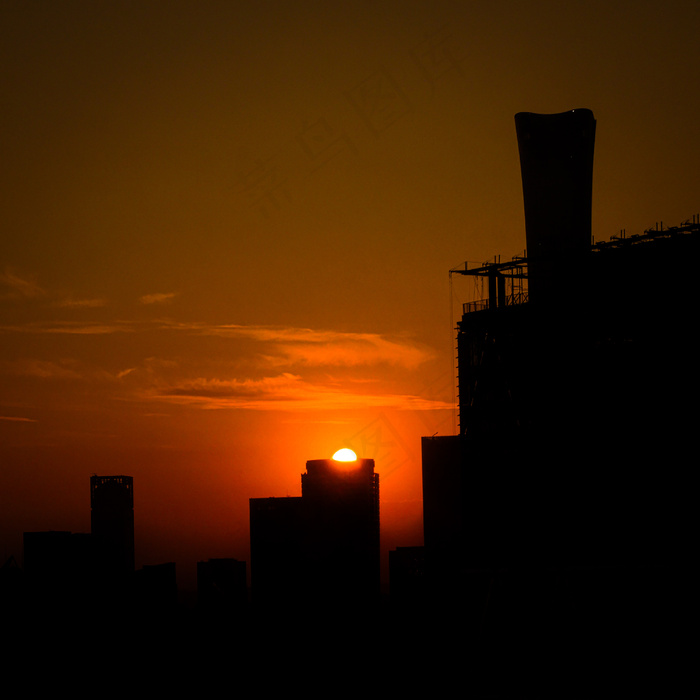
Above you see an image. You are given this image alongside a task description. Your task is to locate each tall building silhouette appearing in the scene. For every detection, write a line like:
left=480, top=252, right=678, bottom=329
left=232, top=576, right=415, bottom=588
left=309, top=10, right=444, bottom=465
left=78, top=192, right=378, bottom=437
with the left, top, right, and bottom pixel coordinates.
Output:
left=302, top=458, right=380, bottom=606
left=250, top=455, right=379, bottom=615
left=422, top=109, right=697, bottom=655
left=90, top=475, right=135, bottom=578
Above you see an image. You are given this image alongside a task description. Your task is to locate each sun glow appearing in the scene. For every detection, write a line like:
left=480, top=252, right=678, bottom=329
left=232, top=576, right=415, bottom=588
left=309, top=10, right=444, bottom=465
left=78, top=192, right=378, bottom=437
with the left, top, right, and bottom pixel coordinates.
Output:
left=332, top=448, right=357, bottom=462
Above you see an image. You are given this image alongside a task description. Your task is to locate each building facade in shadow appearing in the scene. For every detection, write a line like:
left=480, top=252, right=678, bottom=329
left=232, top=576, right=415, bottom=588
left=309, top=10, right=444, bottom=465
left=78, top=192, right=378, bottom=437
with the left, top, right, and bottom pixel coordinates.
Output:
left=17, top=475, right=188, bottom=630
left=422, top=109, right=696, bottom=662
left=90, top=474, right=135, bottom=581
left=197, top=557, right=248, bottom=619
left=250, top=456, right=379, bottom=617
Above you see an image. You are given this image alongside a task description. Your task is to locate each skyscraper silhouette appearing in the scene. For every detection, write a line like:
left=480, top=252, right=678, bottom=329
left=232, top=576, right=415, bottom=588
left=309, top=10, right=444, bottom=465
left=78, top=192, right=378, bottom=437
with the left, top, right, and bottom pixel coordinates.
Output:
left=250, top=455, right=379, bottom=615
left=90, top=475, right=135, bottom=579
left=302, top=457, right=380, bottom=607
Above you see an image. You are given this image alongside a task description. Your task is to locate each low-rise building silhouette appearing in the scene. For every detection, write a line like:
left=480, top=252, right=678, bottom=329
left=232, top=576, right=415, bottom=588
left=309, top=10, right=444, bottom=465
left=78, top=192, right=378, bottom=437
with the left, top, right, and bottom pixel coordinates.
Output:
left=388, top=545, right=425, bottom=608
left=133, top=561, right=178, bottom=614
left=197, top=557, right=248, bottom=617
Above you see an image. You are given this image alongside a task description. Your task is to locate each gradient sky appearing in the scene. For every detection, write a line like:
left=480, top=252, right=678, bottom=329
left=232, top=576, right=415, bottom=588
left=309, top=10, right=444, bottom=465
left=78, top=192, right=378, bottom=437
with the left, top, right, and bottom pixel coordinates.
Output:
left=2, top=0, right=698, bottom=590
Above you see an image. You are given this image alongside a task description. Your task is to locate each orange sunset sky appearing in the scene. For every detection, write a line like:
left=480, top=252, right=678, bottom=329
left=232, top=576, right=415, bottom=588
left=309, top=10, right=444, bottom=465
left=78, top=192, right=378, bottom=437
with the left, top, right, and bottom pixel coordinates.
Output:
left=2, top=0, right=698, bottom=591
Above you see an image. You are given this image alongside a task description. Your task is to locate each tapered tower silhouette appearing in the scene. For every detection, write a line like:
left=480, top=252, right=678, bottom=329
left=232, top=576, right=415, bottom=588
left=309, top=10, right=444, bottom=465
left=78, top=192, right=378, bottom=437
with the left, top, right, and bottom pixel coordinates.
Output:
left=515, top=108, right=596, bottom=305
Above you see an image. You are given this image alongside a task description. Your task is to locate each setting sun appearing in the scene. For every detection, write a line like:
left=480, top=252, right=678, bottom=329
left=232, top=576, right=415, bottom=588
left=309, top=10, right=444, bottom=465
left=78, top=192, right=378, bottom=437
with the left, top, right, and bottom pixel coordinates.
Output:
left=332, top=448, right=357, bottom=462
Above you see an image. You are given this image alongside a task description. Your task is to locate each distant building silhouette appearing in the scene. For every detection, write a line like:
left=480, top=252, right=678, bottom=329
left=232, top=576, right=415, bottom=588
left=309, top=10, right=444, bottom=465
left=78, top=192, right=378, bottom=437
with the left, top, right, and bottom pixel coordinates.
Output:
left=0, top=556, right=24, bottom=622
left=249, top=496, right=306, bottom=611
left=250, top=456, right=379, bottom=615
left=21, top=530, right=97, bottom=614
left=133, top=561, right=178, bottom=614
left=197, top=557, right=248, bottom=617
left=90, top=475, right=135, bottom=578
left=13, top=475, right=237, bottom=631
left=388, top=545, right=425, bottom=608
left=18, top=476, right=136, bottom=620
left=422, top=109, right=697, bottom=655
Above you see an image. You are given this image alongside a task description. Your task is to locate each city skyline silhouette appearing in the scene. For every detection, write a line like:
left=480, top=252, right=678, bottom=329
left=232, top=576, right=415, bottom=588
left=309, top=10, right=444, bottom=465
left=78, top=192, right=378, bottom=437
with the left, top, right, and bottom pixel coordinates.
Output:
left=1, top=2, right=697, bottom=691
left=4, top=105, right=695, bottom=690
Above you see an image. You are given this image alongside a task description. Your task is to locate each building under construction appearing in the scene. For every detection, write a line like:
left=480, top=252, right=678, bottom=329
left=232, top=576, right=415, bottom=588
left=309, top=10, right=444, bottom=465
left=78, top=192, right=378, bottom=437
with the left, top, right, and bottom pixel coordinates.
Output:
left=421, top=109, right=696, bottom=658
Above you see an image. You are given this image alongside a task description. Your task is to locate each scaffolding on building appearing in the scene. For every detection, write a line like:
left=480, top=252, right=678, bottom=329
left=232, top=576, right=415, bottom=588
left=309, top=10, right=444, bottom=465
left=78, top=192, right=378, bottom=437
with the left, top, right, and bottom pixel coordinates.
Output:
left=450, top=214, right=700, bottom=316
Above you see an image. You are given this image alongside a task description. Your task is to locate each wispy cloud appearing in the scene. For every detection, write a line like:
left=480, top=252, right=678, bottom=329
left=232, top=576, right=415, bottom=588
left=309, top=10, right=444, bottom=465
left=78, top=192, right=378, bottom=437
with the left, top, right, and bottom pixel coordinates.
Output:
left=0, top=415, right=37, bottom=422
left=0, top=315, right=430, bottom=370
left=3, top=357, right=140, bottom=384
left=0, top=321, right=133, bottom=335
left=0, top=314, right=445, bottom=415
left=0, top=269, right=45, bottom=299
left=159, top=322, right=432, bottom=369
left=1, top=269, right=110, bottom=309
left=12, top=359, right=83, bottom=379
left=53, top=297, right=108, bottom=308
left=146, top=372, right=452, bottom=412
left=140, top=292, right=178, bottom=305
